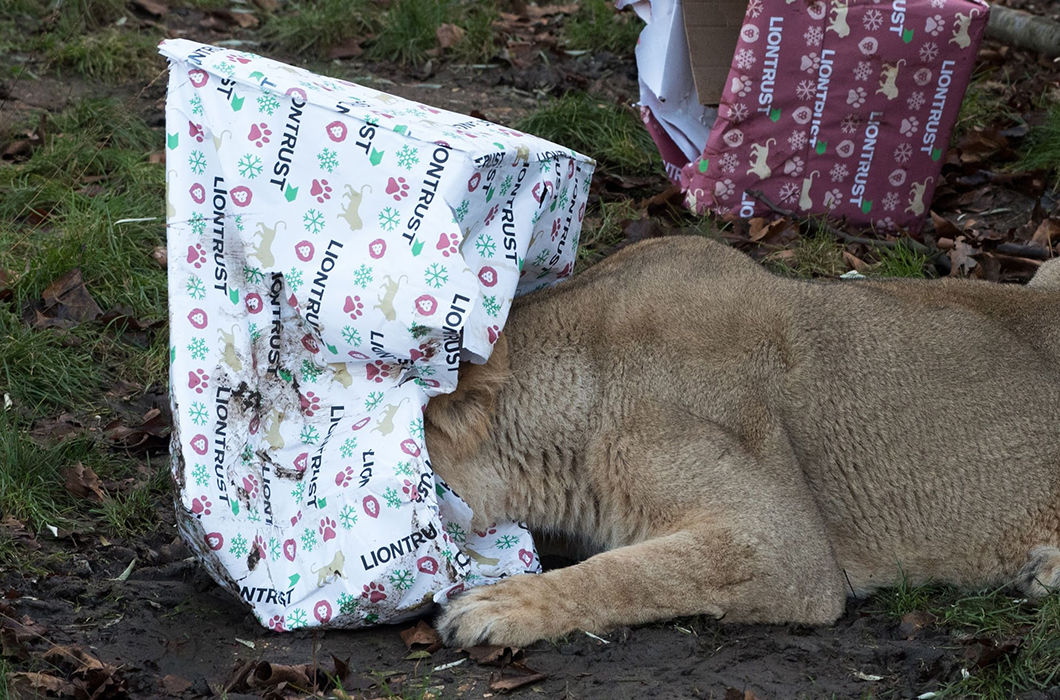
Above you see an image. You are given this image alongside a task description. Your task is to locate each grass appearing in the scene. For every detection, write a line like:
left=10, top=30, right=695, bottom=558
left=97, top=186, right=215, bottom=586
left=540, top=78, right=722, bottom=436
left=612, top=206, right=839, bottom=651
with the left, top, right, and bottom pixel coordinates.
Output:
left=260, top=0, right=381, bottom=59
left=1014, top=102, right=1060, bottom=189
left=563, top=0, right=641, bottom=55
left=516, top=92, right=661, bottom=179
left=954, top=72, right=1019, bottom=140
left=869, top=241, right=932, bottom=278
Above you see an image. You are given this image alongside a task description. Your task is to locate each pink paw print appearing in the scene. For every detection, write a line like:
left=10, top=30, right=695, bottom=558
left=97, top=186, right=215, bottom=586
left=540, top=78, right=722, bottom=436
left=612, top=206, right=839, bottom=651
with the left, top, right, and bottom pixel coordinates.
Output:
left=344, top=295, right=364, bottom=320
left=386, top=176, right=410, bottom=200
left=484, top=205, right=500, bottom=226
left=188, top=369, right=209, bottom=393
left=290, top=510, right=303, bottom=526
left=253, top=535, right=266, bottom=559
left=365, top=360, right=391, bottom=383
left=436, top=232, right=459, bottom=257
left=362, top=582, right=387, bottom=603
left=188, top=121, right=205, bottom=142
left=319, top=517, right=337, bottom=542
left=242, top=474, right=260, bottom=500
left=300, top=391, right=321, bottom=417
left=487, top=325, right=500, bottom=344
left=401, top=479, right=422, bottom=502
left=551, top=218, right=562, bottom=240
left=186, top=243, right=206, bottom=268
left=335, top=466, right=354, bottom=488
left=191, top=496, right=212, bottom=517
left=267, top=615, right=285, bottom=632
left=473, top=524, right=498, bottom=538
left=248, top=122, right=271, bottom=147
left=311, top=178, right=333, bottom=203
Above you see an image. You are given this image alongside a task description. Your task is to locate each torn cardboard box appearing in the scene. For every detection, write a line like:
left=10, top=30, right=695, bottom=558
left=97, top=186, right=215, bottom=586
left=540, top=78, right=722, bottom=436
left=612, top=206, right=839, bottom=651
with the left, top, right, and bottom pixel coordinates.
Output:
left=161, top=39, right=594, bottom=630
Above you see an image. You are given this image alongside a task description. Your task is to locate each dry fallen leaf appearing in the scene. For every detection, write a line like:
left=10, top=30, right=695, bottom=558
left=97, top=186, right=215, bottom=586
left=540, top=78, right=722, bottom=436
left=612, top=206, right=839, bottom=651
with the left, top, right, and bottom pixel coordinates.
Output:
left=29, top=268, right=102, bottom=329
left=400, top=620, right=443, bottom=652
left=1031, top=218, right=1059, bottom=250
left=62, top=462, right=107, bottom=503
left=487, top=669, right=547, bottom=692
left=436, top=23, right=466, bottom=49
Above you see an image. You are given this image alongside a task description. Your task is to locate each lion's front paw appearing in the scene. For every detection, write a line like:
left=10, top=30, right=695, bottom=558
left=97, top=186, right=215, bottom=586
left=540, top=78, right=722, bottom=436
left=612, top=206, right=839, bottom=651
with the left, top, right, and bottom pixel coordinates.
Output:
left=436, top=574, right=566, bottom=647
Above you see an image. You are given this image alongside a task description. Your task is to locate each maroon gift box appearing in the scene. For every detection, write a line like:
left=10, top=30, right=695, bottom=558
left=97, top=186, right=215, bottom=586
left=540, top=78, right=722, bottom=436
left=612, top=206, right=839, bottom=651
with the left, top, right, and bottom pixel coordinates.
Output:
left=680, top=0, right=989, bottom=232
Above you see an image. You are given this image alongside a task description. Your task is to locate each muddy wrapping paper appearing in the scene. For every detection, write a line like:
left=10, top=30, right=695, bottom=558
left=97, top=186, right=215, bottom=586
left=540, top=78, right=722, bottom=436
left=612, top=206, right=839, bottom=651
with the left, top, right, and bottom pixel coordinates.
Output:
left=161, top=39, right=594, bottom=630
left=681, top=0, right=988, bottom=232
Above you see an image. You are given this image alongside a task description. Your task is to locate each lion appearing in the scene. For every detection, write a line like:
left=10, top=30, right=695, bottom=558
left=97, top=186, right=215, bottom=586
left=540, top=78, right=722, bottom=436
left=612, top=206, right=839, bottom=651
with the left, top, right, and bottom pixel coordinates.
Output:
left=423, top=235, right=1060, bottom=648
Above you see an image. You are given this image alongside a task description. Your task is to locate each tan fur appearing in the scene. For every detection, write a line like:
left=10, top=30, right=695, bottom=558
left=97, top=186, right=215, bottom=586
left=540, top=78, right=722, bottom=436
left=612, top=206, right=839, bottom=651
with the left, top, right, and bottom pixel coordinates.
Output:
left=425, top=236, right=1060, bottom=647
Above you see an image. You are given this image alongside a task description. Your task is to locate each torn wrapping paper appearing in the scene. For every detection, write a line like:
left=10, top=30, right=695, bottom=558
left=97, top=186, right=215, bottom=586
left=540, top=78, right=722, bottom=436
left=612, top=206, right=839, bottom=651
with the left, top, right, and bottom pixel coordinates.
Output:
left=161, top=39, right=594, bottom=630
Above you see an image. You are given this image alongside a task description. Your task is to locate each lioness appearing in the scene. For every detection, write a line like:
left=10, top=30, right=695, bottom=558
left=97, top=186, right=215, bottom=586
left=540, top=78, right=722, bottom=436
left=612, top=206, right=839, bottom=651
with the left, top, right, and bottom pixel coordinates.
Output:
left=425, top=236, right=1060, bottom=647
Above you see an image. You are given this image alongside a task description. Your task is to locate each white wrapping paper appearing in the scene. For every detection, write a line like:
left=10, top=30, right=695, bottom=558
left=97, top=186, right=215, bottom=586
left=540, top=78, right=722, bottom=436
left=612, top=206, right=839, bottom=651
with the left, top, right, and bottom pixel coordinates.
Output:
left=162, top=39, right=595, bottom=630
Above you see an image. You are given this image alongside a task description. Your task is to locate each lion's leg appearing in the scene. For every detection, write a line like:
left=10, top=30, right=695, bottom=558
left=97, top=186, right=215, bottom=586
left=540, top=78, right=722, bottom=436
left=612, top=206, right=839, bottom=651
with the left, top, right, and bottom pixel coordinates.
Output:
left=1018, top=545, right=1060, bottom=597
left=436, top=423, right=848, bottom=647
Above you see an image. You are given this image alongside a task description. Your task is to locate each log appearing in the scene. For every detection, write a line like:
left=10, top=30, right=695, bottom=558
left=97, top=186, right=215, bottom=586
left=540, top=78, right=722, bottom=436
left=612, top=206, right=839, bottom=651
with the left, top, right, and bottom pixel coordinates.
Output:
left=985, top=6, right=1060, bottom=58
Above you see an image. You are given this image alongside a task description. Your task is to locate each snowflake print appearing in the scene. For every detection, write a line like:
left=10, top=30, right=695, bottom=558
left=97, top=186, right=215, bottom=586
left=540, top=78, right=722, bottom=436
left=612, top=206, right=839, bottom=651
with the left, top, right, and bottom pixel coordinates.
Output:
left=408, top=418, right=424, bottom=440
left=237, top=153, right=262, bottom=179
left=244, top=266, right=265, bottom=285
left=187, top=336, right=209, bottom=361
left=445, top=522, right=467, bottom=543
left=192, top=463, right=209, bottom=487
left=268, top=537, right=280, bottom=560
left=186, top=215, right=206, bottom=239
left=339, top=504, right=358, bottom=529
left=532, top=248, right=550, bottom=268
left=499, top=174, right=513, bottom=196
left=257, top=93, right=280, bottom=115
left=317, top=148, right=339, bottom=172
left=247, top=322, right=261, bottom=343
left=424, top=263, right=448, bottom=289
left=378, top=207, right=400, bottom=232
left=189, top=401, right=209, bottom=426
left=230, top=534, right=248, bottom=558
left=292, top=481, right=305, bottom=503
left=190, top=94, right=203, bottom=116
left=454, top=199, right=470, bottom=223
left=186, top=276, right=206, bottom=300
left=302, top=208, right=325, bottom=235
left=854, top=61, right=873, bottom=82
left=341, top=325, right=361, bottom=345
left=287, top=608, right=308, bottom=629
left=365, top=391, right=384, bottom=411
left=215, top=61, right=234, bottom=78
left=894, top=142, right=914, bottom=164
left=823, top=188, right=843, bottom=208
left=788, top=130, right=808, bottom=150
left=389, top=569, right=414, bottom=590
left=300, top=425, right=320, bottom=445
left=495, top=534, right=518, bottom=550
left=829, top=163, right=849, bottom=182
left=188, top=150, right=207, bottom=175
left=340, top=437, right=357, bottom=458
left=396, top=145, right=420, bottom=170
left=745, top=0, right=763, bottom=17
left=483, top=295, right=501, bottom=317
left=383, top=487, right=401, bottom=508
left=300, top=359, right=322, bottom=383
left=883, top=191, right=901, bottom=211
left=338, top=592, right=358, bottom=614
left=394, top=461, right=415, bottom=477
left=804, top=25, right=823, bottom=46
left=301, top=527, right=317, bottom=552
left=287, top=267, right=304, bottom=292
left=475, top=234, right=496, bottom=257
left=907, top=91, right=926, bottom=111
left=841, top=114, right=861, bottom=135
left=863, top=9, right=883, bottom=30
left=796, top=80, right=817, bottom=101
left=735, top=48, right=756, bottom=71
left=720, top=152, right=740, bottom=174
left=353, top=264, right=373, bottom=289
left=919, top=42, right=939, bottom=62
left=235, top=214, right=245, bottom=232
left=246, top=508, right=261, bottom=523
left=778, top=181, right=800, bottom=204
left=728, top=103, right=750, bottom=123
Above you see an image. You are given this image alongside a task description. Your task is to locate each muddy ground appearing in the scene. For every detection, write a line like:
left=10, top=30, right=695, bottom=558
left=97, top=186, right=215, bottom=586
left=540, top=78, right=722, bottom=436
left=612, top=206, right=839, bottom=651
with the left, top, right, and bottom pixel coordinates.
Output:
left=2, top=1, right=1060, bottom=698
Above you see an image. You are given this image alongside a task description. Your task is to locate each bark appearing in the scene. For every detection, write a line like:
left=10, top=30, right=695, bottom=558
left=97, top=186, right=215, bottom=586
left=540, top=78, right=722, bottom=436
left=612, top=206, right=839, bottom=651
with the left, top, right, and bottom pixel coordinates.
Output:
left=986, top=5, right=1060, bottom=58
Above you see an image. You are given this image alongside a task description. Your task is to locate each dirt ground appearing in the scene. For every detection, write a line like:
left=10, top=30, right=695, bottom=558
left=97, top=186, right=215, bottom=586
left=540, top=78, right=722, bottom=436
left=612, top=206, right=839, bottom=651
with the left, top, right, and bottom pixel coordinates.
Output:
left=2, top=2, right=1060, bottom=698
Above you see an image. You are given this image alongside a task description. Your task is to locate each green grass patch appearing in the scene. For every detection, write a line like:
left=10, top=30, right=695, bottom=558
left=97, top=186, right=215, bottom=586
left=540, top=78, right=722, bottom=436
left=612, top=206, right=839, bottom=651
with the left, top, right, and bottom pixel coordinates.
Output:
left=575, top=199, right=638, bottom=270
left=954, top=73, right=1018, bottom=140
left=366, top=0, right=448, bottom=66
left=563, top=0, right=641, bottom=55
left=869, top=241, right=932, bottom=278
left=1014, top=102, right=1060, bottom=189
left=516, top=92, right=661, bottom=179
left=45, top=26, right=163, bottom=84
left=764, top=230, right=845, bottom=278
left=260, top=0, right=381, bottom=59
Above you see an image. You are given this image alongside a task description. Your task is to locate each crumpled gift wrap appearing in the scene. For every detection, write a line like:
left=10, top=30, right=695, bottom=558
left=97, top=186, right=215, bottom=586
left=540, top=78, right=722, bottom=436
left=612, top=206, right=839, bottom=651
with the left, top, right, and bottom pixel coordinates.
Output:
left=161, top=39, right=595, bottom=630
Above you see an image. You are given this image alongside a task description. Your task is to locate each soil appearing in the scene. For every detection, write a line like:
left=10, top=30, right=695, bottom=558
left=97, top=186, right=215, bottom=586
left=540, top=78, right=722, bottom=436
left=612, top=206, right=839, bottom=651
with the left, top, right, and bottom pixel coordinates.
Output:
left=2, top=2, right=1059, bottom=698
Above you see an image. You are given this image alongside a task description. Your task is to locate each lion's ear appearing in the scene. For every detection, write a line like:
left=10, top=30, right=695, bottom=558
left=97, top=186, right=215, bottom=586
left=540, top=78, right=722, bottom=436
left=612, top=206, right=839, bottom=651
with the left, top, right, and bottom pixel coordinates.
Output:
left=424, top=333, right=510, bottom=460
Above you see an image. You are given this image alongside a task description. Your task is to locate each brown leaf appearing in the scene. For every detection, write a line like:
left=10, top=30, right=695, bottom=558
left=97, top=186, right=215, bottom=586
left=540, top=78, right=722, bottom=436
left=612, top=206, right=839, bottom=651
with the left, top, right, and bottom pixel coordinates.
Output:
left=151, top=245, right=168, bottom=269
left=329, top=39, right=364, bottom=59
left=930, top=211, right=961, bottom=240
left=436, top=23, right=466, bottom=49
left=400, top=620, right=443, bottom=653
left=488, top=669, right=547, bottom=692
left=29, top=268, right=102, bottom=329
left=62, top=462, right=106, bottom=503
left=1031, top=218, right=1060, bottom=250
left=963, top=637, right=1021, bottom=669
left=249, top=661, right=312, bottom=689
left=948, top=237, right=979, bottom=276
left=132, top=0, right=167, bottom=16
left=898, top=610, right=936, bottom=639
left=104, top=407, right=170, bottom=450
left=7, top=671, right=80, bottom=697
left=842, top=251, right=869, bottom=273
left=0, top=516, right=41, bottom=552
left=465, top=644, right=521, bottom=666
left=161, top=674, right=192, bottom=694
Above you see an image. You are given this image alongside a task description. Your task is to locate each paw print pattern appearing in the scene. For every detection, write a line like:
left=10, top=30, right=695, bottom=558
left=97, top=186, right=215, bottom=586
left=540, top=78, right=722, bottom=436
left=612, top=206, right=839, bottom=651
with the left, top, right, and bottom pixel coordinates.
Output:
left=242, top=474, right=260, bottom=500
left=362, top=582, right=387, bottom=603
left=253, top=535, right=267, bottom=558
left=386, top=176, right=410, bottom=200
left=436, top=232, right=459, bottom=257
left=483, top=205, right=500, bottom=226
left=401, top=479, right=422, bottom=502
left=847, top=87, right=868, bottom=108
left=248, top=122, right=272, bottom=147
left=267, top=615, right=285, bottom=632
left=319, top=517, right=337, bottom=542
left=300, top=391, right=321, bottom=416
left=344, top=295, right=364, bottom=319
left=551, top=219, right=562, bottom=240
left=191, top=496, right=212, bottom=516
left=335, top=466, right=354, bottom=487
left=186, top=243, right=206, bottom=268
left=188, top=369, right=209, bottom=393
left=189, top=122, right=205, bottom=142
left=365, top=360, right=392, bottom=383
left=473, top=524, right=498, bottom=537
left=290, top=510, right=303, bottom=526
left=311, top=178, right=332, bottom=203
